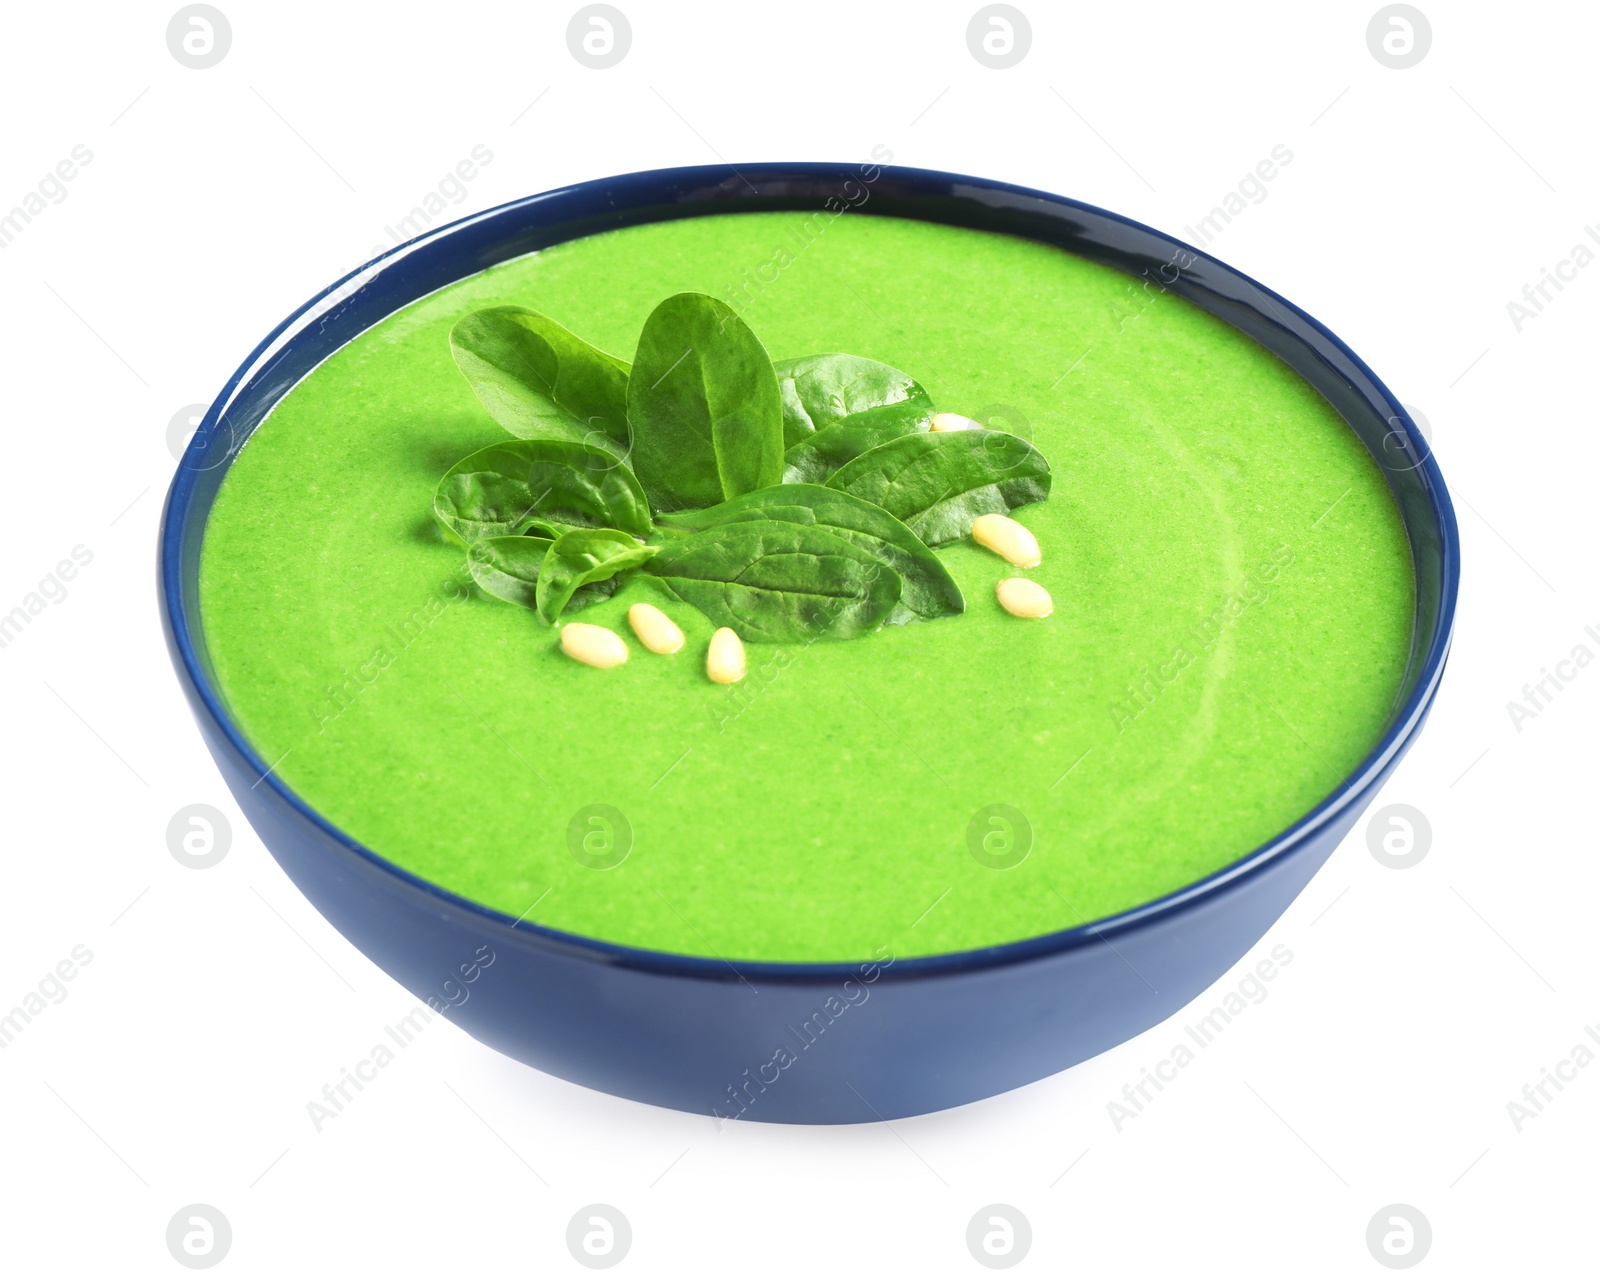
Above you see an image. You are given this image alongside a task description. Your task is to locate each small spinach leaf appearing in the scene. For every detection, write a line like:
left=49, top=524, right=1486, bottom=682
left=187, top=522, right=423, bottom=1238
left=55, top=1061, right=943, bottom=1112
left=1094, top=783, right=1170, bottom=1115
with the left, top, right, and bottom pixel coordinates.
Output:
left=625, top=293, right=784, bottom=511
left=824, top=430, right=1051, bottom=547
left=535, top=529, right=657, bottom=625
left=645, top=522, right=901, bottom=642
left=450, top=307, right=631, bottom=454
left=433, top=439, right=652, bottom=544
left=467, top=535, right=620, bottom=613
left=774, top=353, right=932, bottom=448
left=781, top=398, right=933, bottom=485
left=657, top=484, right=962, bottom=624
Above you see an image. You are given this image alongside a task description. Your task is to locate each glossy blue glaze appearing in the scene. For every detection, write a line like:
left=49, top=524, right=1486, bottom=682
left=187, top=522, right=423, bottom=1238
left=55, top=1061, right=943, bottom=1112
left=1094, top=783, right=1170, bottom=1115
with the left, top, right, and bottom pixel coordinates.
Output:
left=158, top=163, right=1458, bottom=1123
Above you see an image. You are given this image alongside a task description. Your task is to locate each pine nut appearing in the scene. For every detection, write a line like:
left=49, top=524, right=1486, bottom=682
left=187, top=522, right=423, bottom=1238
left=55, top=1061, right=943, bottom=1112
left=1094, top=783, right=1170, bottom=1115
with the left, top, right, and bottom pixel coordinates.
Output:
left=972, top=513, right=1041, bottom=568
left=560, top=622, right=629, bottom=669
left=628, top=602, right=684, bottom=654
left=930, top=412, right=982, bottom=432
left=706, top=626, right=747, bottom=684
left=996, top=577, right=1053, bottom=618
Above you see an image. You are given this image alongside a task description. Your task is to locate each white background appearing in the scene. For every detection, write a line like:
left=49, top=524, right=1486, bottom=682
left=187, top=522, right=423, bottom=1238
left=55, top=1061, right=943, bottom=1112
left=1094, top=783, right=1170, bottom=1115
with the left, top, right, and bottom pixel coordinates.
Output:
left=1, top=1, right=1594, bottom=1269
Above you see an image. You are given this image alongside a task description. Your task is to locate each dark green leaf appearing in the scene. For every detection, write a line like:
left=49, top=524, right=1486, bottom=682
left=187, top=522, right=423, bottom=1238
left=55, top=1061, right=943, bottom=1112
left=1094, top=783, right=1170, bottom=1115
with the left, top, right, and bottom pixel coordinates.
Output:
left=774, top=353, right=932, bottom=448
left=535, top=529, right=657, bottom=625
left=824, top=430, right=1051, bottom=547
left=450, top=307, right=631, bottom=454
left=625, top=292, right=784, bottom=511
left=781, top=398, right=933, bottom=485
left=657, top=484, right=962, bottom=624
left=644, top=522, right=902, bottom=643
left=466, top=535, right=620, bottom=614
left=433, top=439, right=652, bottom=545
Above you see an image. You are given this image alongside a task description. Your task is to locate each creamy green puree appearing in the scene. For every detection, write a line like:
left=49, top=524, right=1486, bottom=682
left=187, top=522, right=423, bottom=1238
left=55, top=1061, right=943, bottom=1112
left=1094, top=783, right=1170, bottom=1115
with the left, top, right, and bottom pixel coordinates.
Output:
left=200, top=212, right=1414, bottom=962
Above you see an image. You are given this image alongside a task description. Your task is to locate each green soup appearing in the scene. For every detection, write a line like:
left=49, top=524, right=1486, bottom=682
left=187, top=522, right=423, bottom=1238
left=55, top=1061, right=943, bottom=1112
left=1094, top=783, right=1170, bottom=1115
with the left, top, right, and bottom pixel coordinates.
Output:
left=199, top=212, right=1414, bottom=962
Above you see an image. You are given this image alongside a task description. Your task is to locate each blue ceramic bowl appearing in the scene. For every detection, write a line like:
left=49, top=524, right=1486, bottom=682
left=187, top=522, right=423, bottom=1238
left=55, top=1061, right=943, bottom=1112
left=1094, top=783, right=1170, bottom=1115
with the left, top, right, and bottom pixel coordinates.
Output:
left=159, top=163, right=1458, bottom=1124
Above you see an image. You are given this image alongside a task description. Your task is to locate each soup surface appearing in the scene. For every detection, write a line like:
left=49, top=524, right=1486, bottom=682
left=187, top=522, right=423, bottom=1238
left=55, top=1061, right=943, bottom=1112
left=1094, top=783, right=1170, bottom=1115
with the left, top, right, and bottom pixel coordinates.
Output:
left=200, top=211, right=1414, bottom=962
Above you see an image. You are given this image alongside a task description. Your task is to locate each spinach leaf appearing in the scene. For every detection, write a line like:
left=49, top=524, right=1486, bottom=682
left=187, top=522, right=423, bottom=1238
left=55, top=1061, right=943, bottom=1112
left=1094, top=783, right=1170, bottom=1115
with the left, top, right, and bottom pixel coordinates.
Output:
left=625, top=292, right=784, bottom=511
left=824, top=430, right=1051, bottom=547
left=781, top=398, right=933, bottom=485
left=450, top=307, right=632, bottom=455
left=433, top=439, right=652, bottom=545
left=774, top=353, right=932, bottom=448
left=466, top=535, right=620, bottom=613
left=535, top=529, right=657, bottom=625
left=645, top=522, right=902, bottom=642
left=657, top=484, right=962, bottom=624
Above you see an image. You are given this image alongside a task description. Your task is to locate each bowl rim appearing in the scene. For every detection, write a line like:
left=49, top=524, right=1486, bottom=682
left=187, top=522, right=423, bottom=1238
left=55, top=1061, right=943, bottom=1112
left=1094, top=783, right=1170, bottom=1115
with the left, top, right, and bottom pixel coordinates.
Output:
left=160, top=161, right=1459, bottom=984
